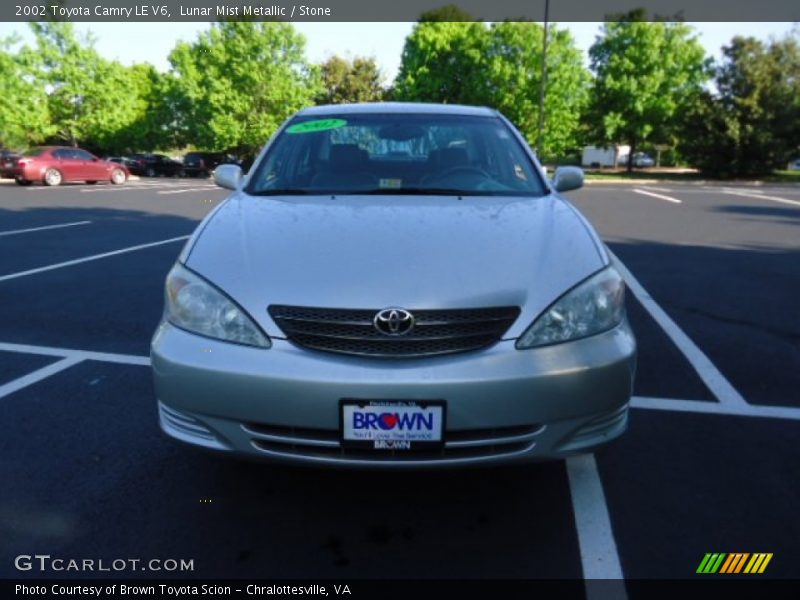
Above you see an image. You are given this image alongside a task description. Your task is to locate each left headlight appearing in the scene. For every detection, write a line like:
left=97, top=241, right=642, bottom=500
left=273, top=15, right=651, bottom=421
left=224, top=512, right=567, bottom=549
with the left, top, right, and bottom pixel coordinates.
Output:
left=164, top=263, right=271, bottom=348
left=516, top=266, right=625, bottom=349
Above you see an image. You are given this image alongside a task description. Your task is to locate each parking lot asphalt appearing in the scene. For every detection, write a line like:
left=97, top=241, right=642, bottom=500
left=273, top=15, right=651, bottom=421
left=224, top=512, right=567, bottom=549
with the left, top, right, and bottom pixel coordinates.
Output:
left=0, top=177, right=798, bottom=585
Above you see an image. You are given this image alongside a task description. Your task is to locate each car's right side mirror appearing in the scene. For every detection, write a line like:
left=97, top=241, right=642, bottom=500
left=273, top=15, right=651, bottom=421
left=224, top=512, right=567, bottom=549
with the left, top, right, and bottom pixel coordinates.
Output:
left=214, top=164, right=243, bottom=191
left=552, top=166, right=584, bottom=193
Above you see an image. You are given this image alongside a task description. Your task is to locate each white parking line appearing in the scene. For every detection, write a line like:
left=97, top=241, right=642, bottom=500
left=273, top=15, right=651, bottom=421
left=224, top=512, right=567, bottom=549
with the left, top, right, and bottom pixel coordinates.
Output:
left=80, top=187, right=136, bottom=193
left=127, top=182, right=190, bottom=187
left=720, top=189, right=800, bottom=208
left=0, top=341, right=151, bottom=366
left=566, top=454, right=627, bottom=590
left=81, top=184, right=193, bottom=193
left=0, top=235, right=189, bottom=283
left=631, top=396, right=800, bottom=421
left=610, top=251, right=749, bottom=409
left=3, top=337, right=795, bottom=422
left=157, top=188, right=217, bottom=195
left=0, top=221, right=91, bottom=237
left=21, top=182, right=215, bottom=192
left=79, top=183, right=217, bottom=193
left=25, top=184, right=158, bottom=192
left=632, top=188, right=682, bottom=204
left=0, top=356, right=84, bottom=399
left=3, top=337, right=798, bottom=420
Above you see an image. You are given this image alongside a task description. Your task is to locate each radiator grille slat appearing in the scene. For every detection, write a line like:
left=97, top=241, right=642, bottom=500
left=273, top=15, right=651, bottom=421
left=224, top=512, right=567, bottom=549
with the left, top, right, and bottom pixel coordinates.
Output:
left=269, top=305, right=520, bottom=358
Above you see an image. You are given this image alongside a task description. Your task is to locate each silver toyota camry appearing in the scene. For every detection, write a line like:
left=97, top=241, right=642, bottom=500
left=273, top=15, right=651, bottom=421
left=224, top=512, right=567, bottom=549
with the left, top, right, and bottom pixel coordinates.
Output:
left=150, top=103, right=636, bottom=467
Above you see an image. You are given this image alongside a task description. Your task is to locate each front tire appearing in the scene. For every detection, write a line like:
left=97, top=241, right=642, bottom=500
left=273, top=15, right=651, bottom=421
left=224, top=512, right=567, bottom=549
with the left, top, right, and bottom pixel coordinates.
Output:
left=15, top=177, right=32, bottom=186
left=110, top=168, right=127, bottom=185
left=145, top=167, right=156, bottom=178
left=43, top=168, right=63, bottom=186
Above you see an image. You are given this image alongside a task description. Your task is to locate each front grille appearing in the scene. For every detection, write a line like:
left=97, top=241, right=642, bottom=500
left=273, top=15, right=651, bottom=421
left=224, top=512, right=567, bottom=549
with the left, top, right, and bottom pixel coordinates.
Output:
left=268, top=305, right=520, bottom=358
left=242, top=421, right=544, bottom=464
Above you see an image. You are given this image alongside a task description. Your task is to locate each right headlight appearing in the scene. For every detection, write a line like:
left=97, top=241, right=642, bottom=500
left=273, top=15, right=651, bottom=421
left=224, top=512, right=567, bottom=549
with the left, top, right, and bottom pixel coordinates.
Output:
left=164, top=263, right=271, bottom=348
left=516, top=267, right=625, bottom=349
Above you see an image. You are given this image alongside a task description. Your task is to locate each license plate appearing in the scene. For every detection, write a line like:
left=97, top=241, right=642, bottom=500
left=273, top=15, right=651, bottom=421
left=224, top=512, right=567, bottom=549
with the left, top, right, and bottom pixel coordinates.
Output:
left=340, top=400, right=445, bottom=451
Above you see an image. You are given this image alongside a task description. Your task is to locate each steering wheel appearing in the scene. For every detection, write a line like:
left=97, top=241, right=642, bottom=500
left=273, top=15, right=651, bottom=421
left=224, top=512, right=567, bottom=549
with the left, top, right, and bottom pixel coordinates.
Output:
left=422, top=165, right=492, bottom=185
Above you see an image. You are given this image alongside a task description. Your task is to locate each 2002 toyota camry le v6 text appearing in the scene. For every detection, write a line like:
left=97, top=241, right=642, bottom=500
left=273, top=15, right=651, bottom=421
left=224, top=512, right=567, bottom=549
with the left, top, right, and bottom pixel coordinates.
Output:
left=150, top=103, right=636, bottom=467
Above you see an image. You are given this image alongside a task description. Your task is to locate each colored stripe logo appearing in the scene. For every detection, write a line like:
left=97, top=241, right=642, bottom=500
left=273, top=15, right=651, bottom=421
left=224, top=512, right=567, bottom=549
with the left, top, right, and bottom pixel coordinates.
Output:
left=697, top=553, right=773, bottom=574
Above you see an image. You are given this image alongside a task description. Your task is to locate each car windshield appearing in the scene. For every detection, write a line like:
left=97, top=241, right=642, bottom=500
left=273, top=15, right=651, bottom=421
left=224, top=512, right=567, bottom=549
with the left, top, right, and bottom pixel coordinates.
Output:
left=246, top=113, right=546, bottom=197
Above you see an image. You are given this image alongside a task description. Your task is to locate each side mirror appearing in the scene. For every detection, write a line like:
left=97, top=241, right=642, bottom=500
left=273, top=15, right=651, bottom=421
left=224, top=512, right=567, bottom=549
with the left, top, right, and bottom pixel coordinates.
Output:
left=214, top=164, right=243, bottom=191
left=552, top=166, right=584, bottom=193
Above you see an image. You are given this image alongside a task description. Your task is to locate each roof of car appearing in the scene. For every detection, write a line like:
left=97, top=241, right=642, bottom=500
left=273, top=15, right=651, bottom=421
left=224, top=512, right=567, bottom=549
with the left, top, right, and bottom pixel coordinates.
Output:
left=297, top=102, right=498, bottom=117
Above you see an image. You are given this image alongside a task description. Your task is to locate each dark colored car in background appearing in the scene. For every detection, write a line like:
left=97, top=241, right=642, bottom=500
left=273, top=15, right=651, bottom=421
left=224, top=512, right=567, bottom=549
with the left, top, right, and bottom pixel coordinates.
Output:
left=128, top=153, right=184, bottom=177
left=13, top=146, right=128, bottom=186
left=239, top=155, right=255, bottom=175
left=105, top=156, right=141, bottom=171
left=1, top=149, right=22, bottom=178
left=182, top=151, right=238, bottom=178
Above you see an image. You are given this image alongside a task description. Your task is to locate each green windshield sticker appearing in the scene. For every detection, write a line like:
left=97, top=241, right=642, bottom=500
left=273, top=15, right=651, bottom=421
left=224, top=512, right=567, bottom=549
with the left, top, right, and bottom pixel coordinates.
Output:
left=286, top=119, right=347, bottom=134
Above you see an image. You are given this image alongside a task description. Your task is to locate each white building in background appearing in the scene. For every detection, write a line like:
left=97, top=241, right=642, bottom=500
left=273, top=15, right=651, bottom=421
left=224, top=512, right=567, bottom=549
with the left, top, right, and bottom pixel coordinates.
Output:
left=581, top=145, right=631, bottom=168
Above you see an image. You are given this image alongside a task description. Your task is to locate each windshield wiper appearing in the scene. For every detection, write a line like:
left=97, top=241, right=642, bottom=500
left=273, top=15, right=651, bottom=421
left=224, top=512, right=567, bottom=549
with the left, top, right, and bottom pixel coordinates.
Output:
left=249, top=189, right=311, bottom=196
left=249, top=187, right=494, bottom=197
left=359, top=187, right=481, bottom=196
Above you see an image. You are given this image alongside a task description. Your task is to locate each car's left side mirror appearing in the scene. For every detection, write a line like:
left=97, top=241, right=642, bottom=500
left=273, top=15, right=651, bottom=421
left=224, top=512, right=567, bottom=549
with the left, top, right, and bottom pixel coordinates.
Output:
left=552, top=166, right=584, bottom=193
left=214, top=164, right=243, bottom=191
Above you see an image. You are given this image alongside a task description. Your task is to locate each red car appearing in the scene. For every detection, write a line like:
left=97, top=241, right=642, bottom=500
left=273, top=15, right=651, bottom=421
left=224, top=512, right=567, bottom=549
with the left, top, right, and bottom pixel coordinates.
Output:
left=13, top=146, right=129, bottom=186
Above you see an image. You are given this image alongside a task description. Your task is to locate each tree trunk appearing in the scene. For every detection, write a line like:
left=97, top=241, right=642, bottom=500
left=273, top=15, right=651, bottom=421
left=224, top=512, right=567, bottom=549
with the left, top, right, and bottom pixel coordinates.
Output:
left=627, top=139, right=636, bottom=173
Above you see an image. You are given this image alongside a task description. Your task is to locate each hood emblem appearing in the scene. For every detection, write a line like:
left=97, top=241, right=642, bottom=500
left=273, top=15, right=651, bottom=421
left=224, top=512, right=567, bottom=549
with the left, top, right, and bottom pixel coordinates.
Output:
left=374, top=308, right=415, bottom=336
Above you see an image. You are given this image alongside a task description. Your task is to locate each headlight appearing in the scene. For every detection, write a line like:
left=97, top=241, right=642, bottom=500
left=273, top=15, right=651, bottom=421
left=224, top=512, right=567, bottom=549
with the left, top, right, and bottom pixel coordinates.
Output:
left=516, top=267, right=625, bottom=349
left=164, top=263, right=271, bottom=348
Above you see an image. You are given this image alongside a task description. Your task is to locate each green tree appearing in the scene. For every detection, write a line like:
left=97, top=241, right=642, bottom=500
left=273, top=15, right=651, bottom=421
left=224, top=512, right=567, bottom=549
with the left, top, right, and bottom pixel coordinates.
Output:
left=94, top=63, right=179, bottom=155
left=168, top=22, right=321, bottom=155
left=112, top=65, right=180, bottom=153
left=417, top=4, right=475, bottom=22
left=317, top=55, right=384, bottom=105
left=395, top=19, right=588, bottom=158
left=0, top=36, right=52, bottom=148
left=24, top=22, right=103, bottom=147
left=680, top=33, right=800, bottom=177
left=20, top=23, right=158, bottom=155
left=485, top=22, right=589, bottom=158
left=78, top=61, right=161, bottom=154
left=393, top=20, right=489, bottom=105
left=588, top=16, right=709, bottom=170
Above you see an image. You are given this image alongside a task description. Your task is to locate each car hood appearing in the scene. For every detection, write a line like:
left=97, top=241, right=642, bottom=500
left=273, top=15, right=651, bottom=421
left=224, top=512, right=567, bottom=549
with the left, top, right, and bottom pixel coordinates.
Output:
left=185, top=193, right=607, bottom=339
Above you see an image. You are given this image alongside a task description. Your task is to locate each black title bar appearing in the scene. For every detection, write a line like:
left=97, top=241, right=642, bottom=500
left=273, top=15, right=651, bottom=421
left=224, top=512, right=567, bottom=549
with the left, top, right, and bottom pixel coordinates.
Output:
left=5, top=579, right=800, bottom=600
left=5, top=0, right=800, bottom=22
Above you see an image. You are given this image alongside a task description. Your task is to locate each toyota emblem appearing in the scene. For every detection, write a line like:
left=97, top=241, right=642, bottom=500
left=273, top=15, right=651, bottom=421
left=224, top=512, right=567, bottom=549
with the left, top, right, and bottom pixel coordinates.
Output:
left=374, top=308, right=415, bottom=336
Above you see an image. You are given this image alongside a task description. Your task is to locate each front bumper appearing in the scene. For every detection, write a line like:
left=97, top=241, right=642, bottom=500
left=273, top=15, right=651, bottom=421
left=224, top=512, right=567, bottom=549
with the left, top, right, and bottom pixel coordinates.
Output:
left=151, top=320, right=636, bottom=468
